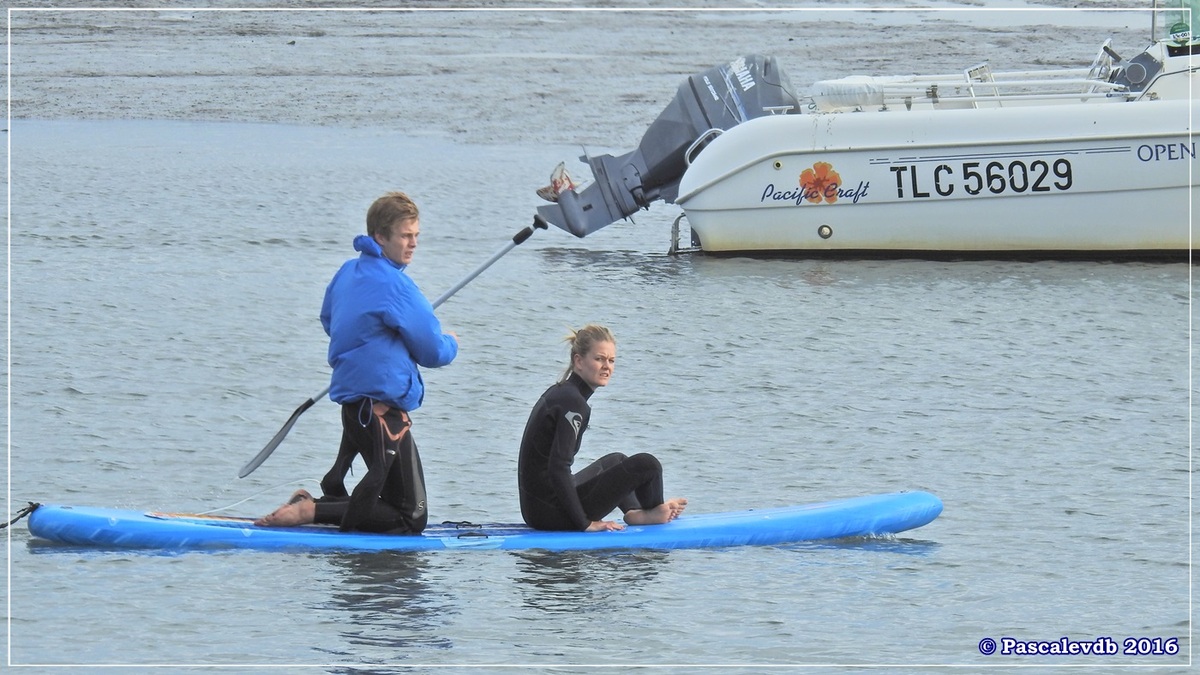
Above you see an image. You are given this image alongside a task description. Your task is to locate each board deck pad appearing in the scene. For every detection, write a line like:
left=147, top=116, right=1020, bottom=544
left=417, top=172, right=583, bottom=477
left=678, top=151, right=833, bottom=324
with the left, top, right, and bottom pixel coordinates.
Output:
left=27, top=491, right=942, bottom=552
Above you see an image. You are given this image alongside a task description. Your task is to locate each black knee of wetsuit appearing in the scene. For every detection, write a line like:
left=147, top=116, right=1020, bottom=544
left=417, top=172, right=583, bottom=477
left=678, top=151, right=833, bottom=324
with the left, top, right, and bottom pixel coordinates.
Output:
left=624, top=453, right=664, bottom=512
left=573, top=452, right=665, bottom=524
left=313, top=400, right=428, bottom=534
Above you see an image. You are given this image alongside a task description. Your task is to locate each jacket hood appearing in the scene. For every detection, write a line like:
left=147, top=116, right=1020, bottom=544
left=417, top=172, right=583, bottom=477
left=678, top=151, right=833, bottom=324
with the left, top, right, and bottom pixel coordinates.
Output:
left=354, top=234, right=405, bottom=270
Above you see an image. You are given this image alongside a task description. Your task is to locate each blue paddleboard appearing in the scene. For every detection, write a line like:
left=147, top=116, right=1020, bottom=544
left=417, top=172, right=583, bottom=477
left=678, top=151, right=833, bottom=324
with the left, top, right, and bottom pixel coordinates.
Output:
left=26, top=491, right=942, bottom=552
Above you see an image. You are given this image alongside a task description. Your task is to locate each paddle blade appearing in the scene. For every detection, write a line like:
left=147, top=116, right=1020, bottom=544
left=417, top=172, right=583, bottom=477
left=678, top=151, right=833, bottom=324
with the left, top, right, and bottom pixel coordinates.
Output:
left=238, top=398, right=317, bottom=478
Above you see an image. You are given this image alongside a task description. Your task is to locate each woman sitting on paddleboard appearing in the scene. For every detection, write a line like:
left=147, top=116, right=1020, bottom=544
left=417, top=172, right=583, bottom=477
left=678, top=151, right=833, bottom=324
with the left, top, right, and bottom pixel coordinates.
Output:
left=517, top=324, right=687, bottom=532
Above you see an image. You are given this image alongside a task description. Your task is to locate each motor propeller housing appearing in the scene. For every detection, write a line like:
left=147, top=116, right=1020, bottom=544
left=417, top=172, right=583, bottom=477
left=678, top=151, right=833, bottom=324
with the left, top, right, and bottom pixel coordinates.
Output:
left=538, top=54, right=801, bottom=237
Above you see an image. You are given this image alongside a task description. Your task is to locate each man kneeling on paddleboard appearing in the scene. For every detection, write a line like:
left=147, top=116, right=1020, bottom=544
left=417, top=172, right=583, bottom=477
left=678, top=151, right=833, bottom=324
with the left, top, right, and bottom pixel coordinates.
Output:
left=256, top=191, right=459, bottom=533
left=517, top=324, right=687, bottom=532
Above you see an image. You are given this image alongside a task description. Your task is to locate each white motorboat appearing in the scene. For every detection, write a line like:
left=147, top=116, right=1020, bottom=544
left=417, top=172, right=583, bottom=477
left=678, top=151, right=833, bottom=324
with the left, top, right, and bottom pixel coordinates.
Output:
left=537, top=3, right=1198, bottom=259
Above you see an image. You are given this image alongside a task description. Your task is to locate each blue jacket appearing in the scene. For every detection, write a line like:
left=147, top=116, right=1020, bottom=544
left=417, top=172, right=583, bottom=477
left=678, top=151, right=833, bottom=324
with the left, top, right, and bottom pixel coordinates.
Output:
left=321, top=235, right=458, bottom=411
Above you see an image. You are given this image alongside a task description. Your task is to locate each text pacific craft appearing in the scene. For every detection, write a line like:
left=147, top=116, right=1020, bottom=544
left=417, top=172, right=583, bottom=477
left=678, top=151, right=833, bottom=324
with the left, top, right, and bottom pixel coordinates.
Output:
left=536, top=3, right=1198, bottom=259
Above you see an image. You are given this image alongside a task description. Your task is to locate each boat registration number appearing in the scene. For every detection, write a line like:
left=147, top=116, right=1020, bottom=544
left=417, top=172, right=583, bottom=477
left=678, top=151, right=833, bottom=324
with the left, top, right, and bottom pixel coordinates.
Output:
left=889, top=159, right=1073, bottom=199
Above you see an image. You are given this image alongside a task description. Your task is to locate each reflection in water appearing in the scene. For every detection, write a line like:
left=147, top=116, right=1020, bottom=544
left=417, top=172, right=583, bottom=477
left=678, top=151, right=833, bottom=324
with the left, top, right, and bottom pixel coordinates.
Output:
left=325, top=667, right=415, bottom=675
left=25, top=539, right=195, bottom=559
left=316, top=551, right=454, bottom=665
left=781, top=535, right=943, bottom=557
left=512, top=549, right=669, bottom=615
left=538, top=246, right=691, bottom=285
left=538, top=245, right=842, bottom=290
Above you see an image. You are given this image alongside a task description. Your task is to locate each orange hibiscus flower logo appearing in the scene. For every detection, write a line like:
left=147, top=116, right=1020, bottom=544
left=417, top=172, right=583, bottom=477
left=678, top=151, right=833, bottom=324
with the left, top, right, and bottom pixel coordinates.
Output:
left=799, top=162, right=842, bottom=204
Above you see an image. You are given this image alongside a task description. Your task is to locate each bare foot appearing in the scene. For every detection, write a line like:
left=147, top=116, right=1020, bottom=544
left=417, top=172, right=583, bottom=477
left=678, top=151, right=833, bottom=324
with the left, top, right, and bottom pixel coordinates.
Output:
left=254, top=496, right=315, bottom=527
left=623, top=497, right=688, bottom=526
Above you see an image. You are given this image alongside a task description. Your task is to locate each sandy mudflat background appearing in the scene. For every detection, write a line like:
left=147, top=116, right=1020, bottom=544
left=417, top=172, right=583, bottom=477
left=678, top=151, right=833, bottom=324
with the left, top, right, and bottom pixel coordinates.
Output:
left=8, top=1, right=1154, bottom=147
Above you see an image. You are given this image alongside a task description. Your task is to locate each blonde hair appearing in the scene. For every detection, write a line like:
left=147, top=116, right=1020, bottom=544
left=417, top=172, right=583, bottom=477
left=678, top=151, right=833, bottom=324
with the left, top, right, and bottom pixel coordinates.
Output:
left=561, top=324, right=616, bottom=382
left=366, top=191, right=419, bottom=240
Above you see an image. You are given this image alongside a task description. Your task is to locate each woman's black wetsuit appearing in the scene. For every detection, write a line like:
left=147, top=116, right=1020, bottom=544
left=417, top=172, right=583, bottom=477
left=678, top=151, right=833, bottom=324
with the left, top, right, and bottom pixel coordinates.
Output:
left=517, top=372, right=665, bottom=531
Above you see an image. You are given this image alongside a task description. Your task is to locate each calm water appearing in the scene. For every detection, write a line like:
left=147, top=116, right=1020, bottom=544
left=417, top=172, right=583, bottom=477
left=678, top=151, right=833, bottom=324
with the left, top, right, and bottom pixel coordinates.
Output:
left=6, top=5, right=1195, bottom=673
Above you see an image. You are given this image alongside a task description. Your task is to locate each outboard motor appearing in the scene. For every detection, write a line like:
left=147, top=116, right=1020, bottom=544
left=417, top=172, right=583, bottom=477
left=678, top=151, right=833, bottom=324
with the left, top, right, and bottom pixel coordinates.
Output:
left=539, top=54, right=801, bottom=237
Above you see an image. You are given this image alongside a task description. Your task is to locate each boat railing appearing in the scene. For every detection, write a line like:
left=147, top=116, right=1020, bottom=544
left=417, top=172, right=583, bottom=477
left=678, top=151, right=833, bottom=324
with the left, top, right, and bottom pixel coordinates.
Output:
left=864, top=79, right=1126, bottom=94
left=878, top=79, right=1125, bottom=97
left=808, top=36, right=1141, bottom=112
left=879, top=67, right=1094, bottom=84
left=810, top=65, right=1131, bottom=111
left=685, top=128, right=724, bottom=166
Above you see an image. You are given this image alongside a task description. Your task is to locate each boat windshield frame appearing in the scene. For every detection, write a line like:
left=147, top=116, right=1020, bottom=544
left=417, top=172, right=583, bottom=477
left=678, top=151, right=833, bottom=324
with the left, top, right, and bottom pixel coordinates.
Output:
left=1153, top=0, right=1199, bottom=44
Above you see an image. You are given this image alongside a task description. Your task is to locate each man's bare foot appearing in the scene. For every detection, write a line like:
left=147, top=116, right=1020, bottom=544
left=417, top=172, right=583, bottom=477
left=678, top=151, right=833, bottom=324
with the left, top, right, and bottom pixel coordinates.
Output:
left=254, top=497, right=315, bottom=527
left=623, top=497, right=688, bottom=526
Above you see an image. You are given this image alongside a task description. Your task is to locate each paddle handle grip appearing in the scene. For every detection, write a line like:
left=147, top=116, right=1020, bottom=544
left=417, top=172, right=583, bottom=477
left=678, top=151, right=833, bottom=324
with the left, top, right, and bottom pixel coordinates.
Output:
left=514, top=214, right=549, bottom=245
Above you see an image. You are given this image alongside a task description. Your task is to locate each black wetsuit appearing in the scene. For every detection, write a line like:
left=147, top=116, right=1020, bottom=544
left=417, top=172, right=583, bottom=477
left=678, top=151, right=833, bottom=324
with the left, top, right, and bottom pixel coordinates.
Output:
left=313, top=399, right=428, bottom=534
left=517, top=372, right=665, bottom=531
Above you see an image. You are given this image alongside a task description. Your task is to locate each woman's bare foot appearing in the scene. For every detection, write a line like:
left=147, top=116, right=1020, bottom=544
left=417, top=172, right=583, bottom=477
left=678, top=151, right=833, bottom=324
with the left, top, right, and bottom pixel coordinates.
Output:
left=254, top=491, right=316, bottom=527
left=623, top=497, right=688, bottom=526
left=666, top=497, right=688, bottom=519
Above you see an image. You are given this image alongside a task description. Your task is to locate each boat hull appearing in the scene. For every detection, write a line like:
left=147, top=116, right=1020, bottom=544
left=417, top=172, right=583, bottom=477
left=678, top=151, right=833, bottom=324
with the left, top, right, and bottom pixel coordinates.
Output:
left=675, top=100, right=1195, bottom=256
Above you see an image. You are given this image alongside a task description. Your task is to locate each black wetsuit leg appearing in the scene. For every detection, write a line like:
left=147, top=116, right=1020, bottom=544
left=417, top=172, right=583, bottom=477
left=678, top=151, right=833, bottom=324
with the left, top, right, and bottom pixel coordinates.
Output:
left=319, top=427, right=357, bottom=499
left=573, top=452, right=664, bottom=521
left=313, top=400, right=428, bottom=534
left=574, top=452, right=643, bottom=512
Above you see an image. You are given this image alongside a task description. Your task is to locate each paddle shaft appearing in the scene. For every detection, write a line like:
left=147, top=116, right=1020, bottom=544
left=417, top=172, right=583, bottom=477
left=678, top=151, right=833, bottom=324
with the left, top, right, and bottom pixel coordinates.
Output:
left=238, top=215, right=548, bottom=478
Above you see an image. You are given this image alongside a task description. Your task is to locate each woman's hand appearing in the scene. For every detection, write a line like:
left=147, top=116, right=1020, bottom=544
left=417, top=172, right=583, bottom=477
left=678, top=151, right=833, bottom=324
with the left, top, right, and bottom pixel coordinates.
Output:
left=586, top=519, right=625, bottom=532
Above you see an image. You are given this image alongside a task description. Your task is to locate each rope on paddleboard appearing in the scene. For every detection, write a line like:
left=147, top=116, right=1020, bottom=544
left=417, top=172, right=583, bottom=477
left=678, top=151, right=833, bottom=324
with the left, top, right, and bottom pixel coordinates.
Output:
left=1, top=502, right=40, bottom=529
left=441, top=520, right=488, bottom=539
left=441, top=520, right=481, bottom=529
left=197, top=479, right=320, bottom=515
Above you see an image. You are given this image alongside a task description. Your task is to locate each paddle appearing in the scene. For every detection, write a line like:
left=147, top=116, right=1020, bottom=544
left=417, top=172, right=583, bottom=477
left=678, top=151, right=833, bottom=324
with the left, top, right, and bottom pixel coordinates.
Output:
left=238, top=214, right=549, bottom=478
